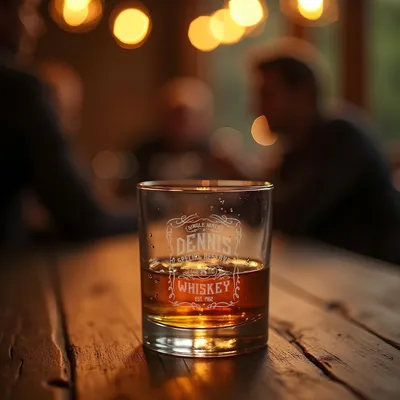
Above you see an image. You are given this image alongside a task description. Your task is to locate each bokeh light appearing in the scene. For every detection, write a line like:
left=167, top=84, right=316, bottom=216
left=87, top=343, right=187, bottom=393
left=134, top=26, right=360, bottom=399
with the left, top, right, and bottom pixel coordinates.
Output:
left=63, top=3, right=89, bottom=26
left=210, top=9, right=245, bottom=44
left=112, top=7, right=151, bottom=48
left=245, top=21, right=266, bottom=38
left=298, top=0, right=324, bottom=20
left=64, top=0, right=90, bottom=11
left=189, top=16, right=220, bottom=52
left=280, top=0, right=337, bottom=27
left=251, top=116, right=277, bottom=146
left=229, top=0, right=264, bottom=28
left=50, top=0, right=103, bottom=32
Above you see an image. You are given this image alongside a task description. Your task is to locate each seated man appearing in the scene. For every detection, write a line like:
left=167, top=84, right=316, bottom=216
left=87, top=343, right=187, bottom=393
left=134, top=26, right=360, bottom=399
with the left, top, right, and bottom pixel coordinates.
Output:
left=119, top=77, right=242, bottom=198
left=0, top=0, right=136, bottom=245
left=252, top=38, right=400, bottom=264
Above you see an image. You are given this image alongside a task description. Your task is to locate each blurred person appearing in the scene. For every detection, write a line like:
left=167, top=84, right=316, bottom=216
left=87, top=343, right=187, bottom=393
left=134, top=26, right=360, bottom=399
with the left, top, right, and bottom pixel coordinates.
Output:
left=252, top=38, right=400, bottom=265
left=0, top=0, right=136, bottom=246
left=36, top=62, right=132, bottom=212
left=37, top=60, right=83, bottom=139
left=119, top=77, right=242, bottom=197
left=22, top=60, right=85, bottom=235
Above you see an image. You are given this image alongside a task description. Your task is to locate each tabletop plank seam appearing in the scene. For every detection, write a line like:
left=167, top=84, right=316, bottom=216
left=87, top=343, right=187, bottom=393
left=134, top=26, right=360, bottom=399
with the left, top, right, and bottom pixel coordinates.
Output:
left=50, top=255, right=78, bottom=400
left=269, top=322, right=370, bottom=400
left=271, top=272, right=400, bottom=351
left=4, top=359, right=24, bottom=400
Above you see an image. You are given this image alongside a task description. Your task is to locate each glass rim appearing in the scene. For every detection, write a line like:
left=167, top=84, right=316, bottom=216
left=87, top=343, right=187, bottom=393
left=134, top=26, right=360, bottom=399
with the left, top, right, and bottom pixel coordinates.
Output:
left=137, top=180, right=273, bottom=192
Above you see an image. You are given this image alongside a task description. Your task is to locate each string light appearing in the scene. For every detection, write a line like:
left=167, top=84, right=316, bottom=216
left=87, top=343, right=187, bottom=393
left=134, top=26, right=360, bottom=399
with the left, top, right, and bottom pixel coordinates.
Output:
left=229, top=0, right=264, bottom=28
left=297, top=0, right=324, bottom=20
left=64, top=0, right=90, bottom=11
left=189, top=16, right=220, bottom=52
left=63, top=3, right=89, bottom=26
left=251, top=116, right=277, bottom=146
left=112, top=7, right=151, bottom=48
left=49, top=0, right=103, bottom=32
left=210, top=8, right=245, bottom=44
left=280, top=0, right=337, bottom=26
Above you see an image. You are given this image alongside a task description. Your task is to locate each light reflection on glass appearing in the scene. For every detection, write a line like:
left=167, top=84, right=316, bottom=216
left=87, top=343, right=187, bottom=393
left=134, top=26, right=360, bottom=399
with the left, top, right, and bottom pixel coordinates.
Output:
left=173, top=338, right=193, bottom=348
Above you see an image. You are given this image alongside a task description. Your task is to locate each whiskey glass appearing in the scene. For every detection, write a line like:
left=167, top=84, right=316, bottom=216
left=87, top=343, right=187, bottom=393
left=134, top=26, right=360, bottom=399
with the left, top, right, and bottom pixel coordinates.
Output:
left=138, top=180, right=273, bottom=357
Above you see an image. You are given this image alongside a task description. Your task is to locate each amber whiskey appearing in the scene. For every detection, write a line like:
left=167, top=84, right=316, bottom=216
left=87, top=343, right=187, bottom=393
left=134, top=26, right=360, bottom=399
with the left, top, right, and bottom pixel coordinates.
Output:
left=141, top=258, right=269, bottom=329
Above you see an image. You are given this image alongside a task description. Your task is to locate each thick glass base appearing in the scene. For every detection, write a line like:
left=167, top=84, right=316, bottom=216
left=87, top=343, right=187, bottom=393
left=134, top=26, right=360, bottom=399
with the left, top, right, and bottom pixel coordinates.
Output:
left=142, top=315, right=268, bottom=357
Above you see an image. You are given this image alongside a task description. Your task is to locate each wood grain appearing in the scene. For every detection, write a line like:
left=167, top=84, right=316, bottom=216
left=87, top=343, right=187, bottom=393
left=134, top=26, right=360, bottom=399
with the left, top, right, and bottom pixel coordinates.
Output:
left=183, top=329, right=356, bottom=400
left=270, top=283, right=400, bottom=400
left=57, top=237, right=359, bottom=400
left=272, top=240, right=400, bottom=348
left=0, top=252, right=70, bottom=400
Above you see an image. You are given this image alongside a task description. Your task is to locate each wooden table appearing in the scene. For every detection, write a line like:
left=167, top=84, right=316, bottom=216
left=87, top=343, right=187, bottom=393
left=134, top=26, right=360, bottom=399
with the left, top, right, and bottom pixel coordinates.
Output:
left=1, top=236, right=399, bottom=400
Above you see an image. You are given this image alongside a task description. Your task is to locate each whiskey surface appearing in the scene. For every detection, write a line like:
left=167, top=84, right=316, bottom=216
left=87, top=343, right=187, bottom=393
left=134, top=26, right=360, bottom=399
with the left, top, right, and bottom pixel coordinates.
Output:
left=141, top=258, right=269, bottom=329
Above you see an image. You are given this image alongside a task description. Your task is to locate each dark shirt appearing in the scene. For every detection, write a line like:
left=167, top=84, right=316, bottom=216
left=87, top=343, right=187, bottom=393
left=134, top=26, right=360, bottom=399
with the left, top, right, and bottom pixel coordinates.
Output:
left=272, top=108, right=400, bottom=265
left=0, top=60, right=136, bottom=245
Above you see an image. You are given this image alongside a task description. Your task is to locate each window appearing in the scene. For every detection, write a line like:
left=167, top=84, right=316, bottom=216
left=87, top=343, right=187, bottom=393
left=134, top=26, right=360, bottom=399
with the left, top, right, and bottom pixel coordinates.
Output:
left=370, top=0, right=400, bottom=140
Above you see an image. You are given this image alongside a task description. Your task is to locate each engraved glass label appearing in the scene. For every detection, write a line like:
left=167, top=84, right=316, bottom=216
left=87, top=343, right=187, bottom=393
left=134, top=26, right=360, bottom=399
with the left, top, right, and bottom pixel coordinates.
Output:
left=165, top=214, right=242, bottom=309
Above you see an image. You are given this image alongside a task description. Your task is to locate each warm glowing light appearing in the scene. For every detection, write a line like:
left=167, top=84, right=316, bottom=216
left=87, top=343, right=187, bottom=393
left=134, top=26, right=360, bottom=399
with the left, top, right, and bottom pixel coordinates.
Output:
left=194, top=338, right=208, bottom=349
left=210, top=9, right=245, bottom=44
left=298, top=0, right=324, bottom=20
left=189, top=16, right=220, bottom=52
left=229, top=0, right=264, bottom=27
left=50, top=0, right=102, bottom=31
left=64, top=0, right=90, bottom=11
left=251, top=116, right=277, bottom=146
left=112, top=8, right=150, bottom=46
left=63, top=4, right=89, bottom=26
left=245, top=21, right=266, bottom=37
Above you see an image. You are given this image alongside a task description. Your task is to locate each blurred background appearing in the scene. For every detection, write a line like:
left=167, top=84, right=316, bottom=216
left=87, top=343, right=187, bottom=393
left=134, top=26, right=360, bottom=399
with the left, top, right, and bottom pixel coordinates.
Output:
left=34, top=0, right=400, bottom=205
